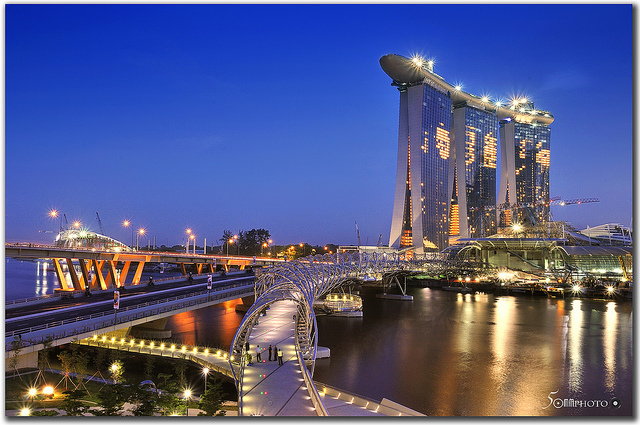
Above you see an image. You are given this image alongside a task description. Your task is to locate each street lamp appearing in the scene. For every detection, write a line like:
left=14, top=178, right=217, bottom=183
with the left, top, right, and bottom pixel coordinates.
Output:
left=123, top=220, right=134, bottom=248
left=48, top=209, right=63, bottom=233
left=186, top=229, right=192, bottom=254
left=136, top=228, right=146, bottom=251
left=227, top=238, right=232, bottom=256
left=233, top=235, right=239, bottom=255
left=202, top=367, right=209, bottom=393
left=183, top=389, right=192, bottom=416
left=190, top=234, right=195, bottom=254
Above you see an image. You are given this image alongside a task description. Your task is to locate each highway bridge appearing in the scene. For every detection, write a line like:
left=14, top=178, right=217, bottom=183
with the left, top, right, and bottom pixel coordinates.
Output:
left=5, top=243, right=282, bottom=292
left=5, top=271, right=257, bottom=371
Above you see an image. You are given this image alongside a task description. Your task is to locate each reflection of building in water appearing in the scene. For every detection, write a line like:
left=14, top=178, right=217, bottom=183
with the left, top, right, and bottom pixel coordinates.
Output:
left=55, top=229, right=131, bottom=252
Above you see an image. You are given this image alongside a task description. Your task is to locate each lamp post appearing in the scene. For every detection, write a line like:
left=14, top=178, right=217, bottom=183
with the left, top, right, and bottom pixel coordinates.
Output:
left=227, top=238, right=232, bottom=256
left=184, top=389, right=192, bottom=416
left=48, top=209, right=63, bottom=233
left=234, top=235, right=239, bottom=255
left=136, top=228, right=145, bottom=251
left=186, top=229, right=192, bottom=254
left=202, top=367, right=209, bottom=393
left=123, top=220, right=133, bottom=248
left=190, top=234, right=195, bottom=254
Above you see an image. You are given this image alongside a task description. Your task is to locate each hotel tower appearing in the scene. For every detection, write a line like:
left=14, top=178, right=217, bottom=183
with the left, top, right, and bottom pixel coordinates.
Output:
left=380, top=54, right=554, bottom=253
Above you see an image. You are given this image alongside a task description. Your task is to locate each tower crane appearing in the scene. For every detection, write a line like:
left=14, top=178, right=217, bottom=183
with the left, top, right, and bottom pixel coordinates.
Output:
left=63, top=214, right=69, bottom=230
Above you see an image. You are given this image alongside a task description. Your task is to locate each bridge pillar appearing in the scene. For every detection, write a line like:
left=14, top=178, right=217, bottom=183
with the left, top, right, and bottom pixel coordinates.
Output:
left=52, top=258, right=71, bottom=290
left=130, top=318, right=172, bottom=339
left=66, top=258, right=84, bottom=290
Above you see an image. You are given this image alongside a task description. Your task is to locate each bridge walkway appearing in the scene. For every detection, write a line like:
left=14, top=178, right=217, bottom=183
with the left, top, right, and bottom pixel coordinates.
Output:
left=240, top=300, right=386, bottom=416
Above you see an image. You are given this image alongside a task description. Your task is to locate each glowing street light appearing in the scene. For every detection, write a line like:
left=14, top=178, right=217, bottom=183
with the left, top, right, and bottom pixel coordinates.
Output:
left=48, top=209, right=63, bottom=232
left=202, top=367, right=210, bottom=393
left=136, top=228, right=146, bottom=251
left=123, top=220, right=134, bottom=247
left=19, top=408, right=31, bottom=416
left=185, top=229, right=192, bottom=254
left=184, top=389, right=192, bottom=416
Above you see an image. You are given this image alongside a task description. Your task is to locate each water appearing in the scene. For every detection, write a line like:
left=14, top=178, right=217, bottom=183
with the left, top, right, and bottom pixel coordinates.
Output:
left=4, top=258, right=183, bottom=301
left=5, top=260, right=633, bottom=416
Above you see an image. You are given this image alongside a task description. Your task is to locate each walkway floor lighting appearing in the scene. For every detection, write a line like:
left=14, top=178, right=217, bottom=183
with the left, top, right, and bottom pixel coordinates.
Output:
left=20, top=408, right=30, bottom=416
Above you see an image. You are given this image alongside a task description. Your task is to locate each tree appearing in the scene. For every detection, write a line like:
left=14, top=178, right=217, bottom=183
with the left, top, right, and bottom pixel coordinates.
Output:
left=155, top=373, right=186, bottom=416
left=197, top=378, right=226, bottom=416
left=60, top=389, right=87, bottom=416
left=90, top=382, right=131, bottom=416
left=238, top=229, right=271, bottom=256
left=144, top=356, right=155, bottom=381
left=129, top=383, right=160, bottom=416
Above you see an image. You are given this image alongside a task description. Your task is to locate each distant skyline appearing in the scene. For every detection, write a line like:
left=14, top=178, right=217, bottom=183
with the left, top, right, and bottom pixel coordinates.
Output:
left=5, top=4, right=633, bottom=248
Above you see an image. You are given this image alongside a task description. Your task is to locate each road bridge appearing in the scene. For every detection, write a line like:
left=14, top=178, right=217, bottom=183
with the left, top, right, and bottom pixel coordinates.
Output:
left=5, top=272, right=257, bottom=371
left=6, top=243, right=282, bottom=292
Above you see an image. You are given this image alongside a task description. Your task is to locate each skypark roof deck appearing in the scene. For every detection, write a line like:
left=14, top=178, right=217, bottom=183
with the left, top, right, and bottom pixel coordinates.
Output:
left=379, top=54, right=554, bottom=125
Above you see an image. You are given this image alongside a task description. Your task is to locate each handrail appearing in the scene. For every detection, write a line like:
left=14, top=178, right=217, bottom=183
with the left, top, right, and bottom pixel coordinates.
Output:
left=295, top=318, right=328, bottom=416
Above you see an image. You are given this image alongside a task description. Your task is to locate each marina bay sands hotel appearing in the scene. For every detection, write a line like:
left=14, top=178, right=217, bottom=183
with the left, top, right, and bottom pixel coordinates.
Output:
left=380, top=54, right=553, bottom=253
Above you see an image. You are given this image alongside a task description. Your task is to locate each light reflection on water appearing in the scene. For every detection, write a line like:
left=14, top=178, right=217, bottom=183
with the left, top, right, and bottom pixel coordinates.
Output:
left=312, top=286, right=632, bottom=416
left=5, top=261, right=632, bottom=416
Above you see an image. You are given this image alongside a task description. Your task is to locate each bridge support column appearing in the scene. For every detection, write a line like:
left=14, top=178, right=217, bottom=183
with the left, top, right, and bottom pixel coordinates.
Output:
left=132, top=261, right=145, bottom=285
left=66, top=258, right=84, bottom=290
left=130, top=318, right=172, bottom=339
left=93, top=260, right=108, bottom=290
left=52, top=258, right=71, bottom=291
left=119, top=261, right=132, bottom=286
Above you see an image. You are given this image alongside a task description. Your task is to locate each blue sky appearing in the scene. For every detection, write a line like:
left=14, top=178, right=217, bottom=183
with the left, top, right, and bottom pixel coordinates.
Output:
left=5, top=4, right=633, bottom=247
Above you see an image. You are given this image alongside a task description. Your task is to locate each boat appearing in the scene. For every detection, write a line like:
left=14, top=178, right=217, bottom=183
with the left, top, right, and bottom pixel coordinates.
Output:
left=442, top=282, right=473, bottom=293
left=321, top=293, right=363, bottom=317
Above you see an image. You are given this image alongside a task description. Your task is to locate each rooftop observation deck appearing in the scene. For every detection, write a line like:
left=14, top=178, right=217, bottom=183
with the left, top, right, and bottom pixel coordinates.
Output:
left=380, top=53, right=554, bottom=126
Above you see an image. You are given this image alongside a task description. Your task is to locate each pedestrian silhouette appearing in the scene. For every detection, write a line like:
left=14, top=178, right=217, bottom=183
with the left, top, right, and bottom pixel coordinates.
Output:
left=277, top=348, right=283, bottom=365
left=268, top=345, right=273, bottom=361
left=256, top=345, right=262, bottom=362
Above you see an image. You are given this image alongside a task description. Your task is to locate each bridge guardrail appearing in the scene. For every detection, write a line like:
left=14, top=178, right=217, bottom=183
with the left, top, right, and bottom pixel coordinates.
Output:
left=5, top=282, right=255, bottom=350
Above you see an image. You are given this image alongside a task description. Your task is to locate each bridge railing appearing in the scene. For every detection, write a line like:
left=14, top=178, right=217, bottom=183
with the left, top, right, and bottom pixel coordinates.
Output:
left=295, top=323, right=327, bottom=416
left=5, top=282, right=254, bottom=351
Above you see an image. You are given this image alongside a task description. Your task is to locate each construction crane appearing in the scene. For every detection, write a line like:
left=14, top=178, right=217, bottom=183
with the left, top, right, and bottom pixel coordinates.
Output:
left=63, top=214, right=69, bottom=230
left=355, top=222, right=361, bottom=247
left=466, top=196, right=600, bottom=236
left=377, top=234, right=383, bottom=247
left=96, top=212, right=105, bottom=235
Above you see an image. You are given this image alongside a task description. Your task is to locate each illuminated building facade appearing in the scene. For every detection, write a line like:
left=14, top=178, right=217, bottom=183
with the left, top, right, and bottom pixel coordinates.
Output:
left=452, top=104, right=498, bottom=238
left=498, top=111, right=551, bottom=227
left=380, top=53, right=553, bottom=252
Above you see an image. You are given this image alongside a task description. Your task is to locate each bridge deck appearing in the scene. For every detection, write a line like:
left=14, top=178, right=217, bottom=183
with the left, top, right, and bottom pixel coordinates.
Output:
left=241, top=300, right=386, bottom=416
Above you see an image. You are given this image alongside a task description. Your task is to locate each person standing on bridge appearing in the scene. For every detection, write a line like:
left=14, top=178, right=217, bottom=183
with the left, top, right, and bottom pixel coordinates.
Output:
left=277, top=348, right=283, bottom=366
left=256, top=345, right=262, bottom=362
left=268, top=345, right=273, bottom=361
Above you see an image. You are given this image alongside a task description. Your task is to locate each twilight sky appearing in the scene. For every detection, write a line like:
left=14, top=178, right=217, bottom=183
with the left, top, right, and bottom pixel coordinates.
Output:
left=5, top=4, right=633, bottom=248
